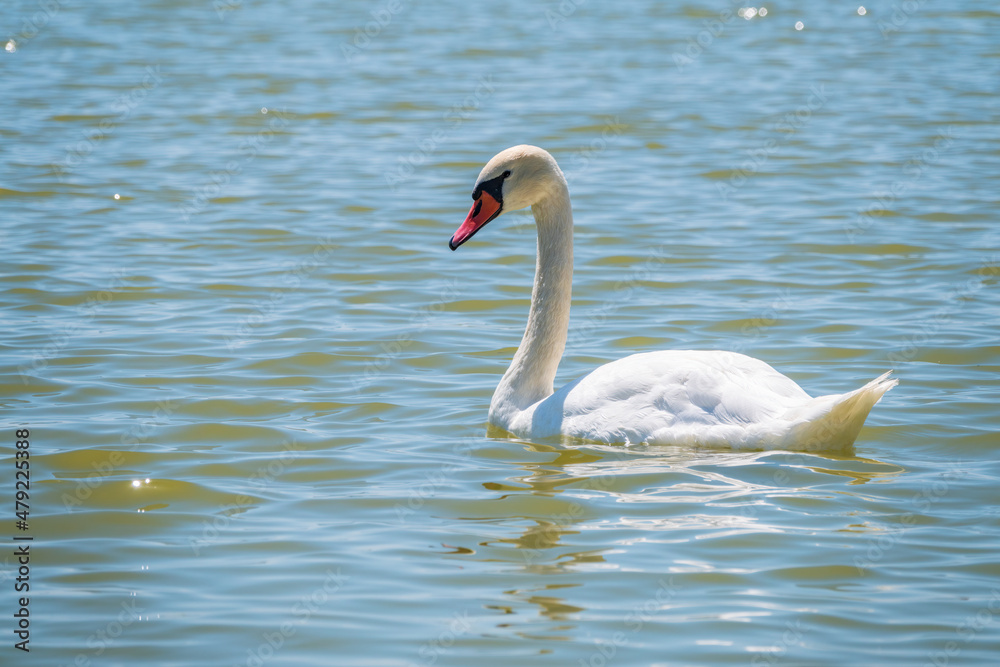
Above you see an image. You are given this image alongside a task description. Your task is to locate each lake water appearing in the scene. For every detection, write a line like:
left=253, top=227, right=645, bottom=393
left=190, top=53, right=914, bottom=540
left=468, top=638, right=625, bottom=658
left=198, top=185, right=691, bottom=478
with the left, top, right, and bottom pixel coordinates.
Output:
left=2, top=0, right=999, bottom=665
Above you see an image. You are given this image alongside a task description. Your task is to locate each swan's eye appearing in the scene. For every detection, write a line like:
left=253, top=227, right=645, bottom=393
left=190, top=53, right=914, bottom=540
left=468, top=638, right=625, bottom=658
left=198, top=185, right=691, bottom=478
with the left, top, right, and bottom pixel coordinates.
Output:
left=472, top=171, right=507, bottom=204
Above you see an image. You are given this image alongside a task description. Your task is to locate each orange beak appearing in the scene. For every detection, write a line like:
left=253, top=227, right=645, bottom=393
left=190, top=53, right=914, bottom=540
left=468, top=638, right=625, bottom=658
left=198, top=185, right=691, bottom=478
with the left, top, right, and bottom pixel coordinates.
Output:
left=449, top=191, right=502, bottom=250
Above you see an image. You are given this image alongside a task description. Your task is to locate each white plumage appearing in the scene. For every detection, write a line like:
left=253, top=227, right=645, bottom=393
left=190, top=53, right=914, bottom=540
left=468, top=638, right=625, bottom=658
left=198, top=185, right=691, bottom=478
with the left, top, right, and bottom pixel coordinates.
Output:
left=449, top=145, right=896, bottom=452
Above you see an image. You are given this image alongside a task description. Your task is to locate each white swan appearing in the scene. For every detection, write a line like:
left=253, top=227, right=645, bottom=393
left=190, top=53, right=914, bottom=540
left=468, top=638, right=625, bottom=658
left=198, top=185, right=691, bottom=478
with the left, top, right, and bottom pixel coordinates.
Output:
left=449, top=145, right=896, bottom=451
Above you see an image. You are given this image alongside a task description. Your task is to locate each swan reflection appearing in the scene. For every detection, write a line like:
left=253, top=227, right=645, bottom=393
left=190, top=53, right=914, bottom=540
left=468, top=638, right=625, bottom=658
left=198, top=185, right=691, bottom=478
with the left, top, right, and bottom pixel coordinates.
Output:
left=462, top=439, right=903, bottom=571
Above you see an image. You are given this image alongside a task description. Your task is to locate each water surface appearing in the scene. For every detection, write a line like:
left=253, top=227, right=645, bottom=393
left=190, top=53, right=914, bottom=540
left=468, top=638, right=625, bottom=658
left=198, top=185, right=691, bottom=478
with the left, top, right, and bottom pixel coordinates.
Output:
left=2, top=1, right=999, bottom=665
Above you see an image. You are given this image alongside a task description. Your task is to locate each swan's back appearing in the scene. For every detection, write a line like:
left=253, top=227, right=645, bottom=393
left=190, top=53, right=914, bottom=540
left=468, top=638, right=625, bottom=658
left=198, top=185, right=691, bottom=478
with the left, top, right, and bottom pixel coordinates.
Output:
left=507, top=350, right=894, bottom=451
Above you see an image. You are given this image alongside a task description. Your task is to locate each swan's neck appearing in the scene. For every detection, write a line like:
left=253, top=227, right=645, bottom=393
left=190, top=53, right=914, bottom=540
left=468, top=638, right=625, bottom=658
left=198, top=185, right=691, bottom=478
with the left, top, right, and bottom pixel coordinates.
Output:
left=491, top=185, right=573, bottom=418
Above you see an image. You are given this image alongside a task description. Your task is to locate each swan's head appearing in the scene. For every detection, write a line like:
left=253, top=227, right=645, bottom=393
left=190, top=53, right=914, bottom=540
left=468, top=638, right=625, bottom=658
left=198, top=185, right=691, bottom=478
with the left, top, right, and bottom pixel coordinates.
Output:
left=449, top=145, right=565, bottom=250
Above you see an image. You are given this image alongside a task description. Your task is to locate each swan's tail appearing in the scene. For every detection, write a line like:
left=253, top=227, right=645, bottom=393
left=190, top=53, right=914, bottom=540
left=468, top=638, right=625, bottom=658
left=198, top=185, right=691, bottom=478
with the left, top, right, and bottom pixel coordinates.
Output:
left=782, top=371, right=898, bottom=452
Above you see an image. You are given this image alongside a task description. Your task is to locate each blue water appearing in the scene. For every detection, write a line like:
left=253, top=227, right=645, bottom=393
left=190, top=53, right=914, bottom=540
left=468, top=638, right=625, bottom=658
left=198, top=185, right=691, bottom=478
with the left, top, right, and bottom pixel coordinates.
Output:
left=2, top=1, right=999, bottom=665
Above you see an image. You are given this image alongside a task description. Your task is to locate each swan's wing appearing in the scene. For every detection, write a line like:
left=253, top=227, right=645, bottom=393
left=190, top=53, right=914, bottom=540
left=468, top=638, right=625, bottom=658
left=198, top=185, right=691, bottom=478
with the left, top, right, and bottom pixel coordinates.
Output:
left=547, top=350, right=812, bottom=445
